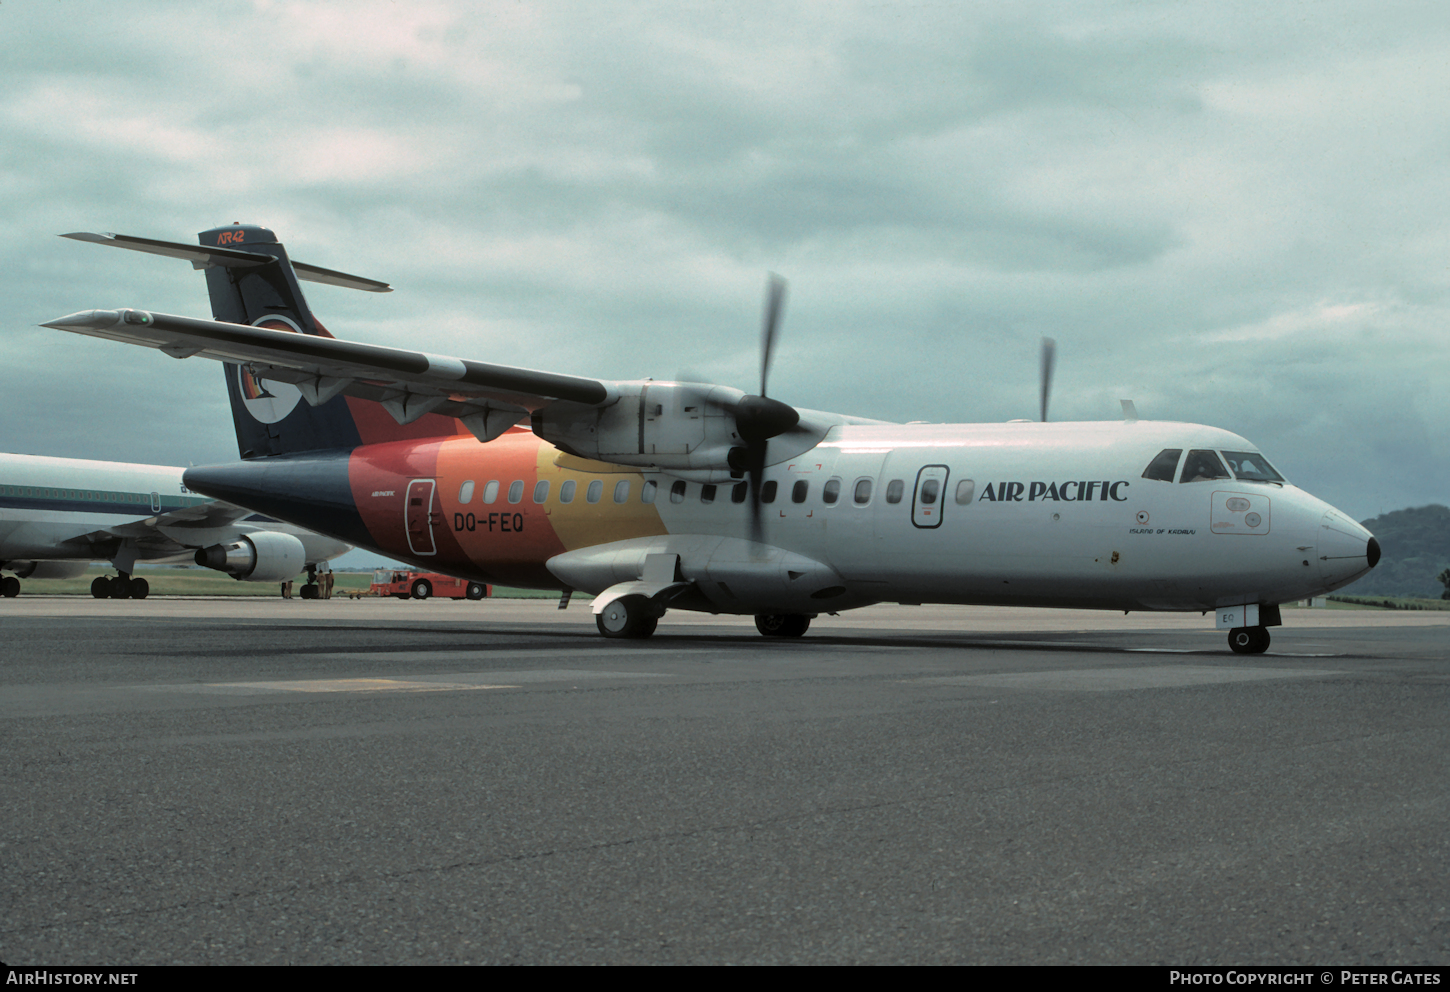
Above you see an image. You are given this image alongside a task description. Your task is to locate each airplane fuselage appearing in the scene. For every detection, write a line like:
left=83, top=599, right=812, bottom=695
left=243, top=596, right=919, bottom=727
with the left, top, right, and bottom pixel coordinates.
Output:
left=183, top=419, right=1374, bottom=616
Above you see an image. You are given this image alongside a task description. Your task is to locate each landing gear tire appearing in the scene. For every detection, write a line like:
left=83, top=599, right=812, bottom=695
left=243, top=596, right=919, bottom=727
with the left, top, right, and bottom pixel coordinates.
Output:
left=465, top=582, right=487, bottom=601
left=411, top=580, right=432, bottom=600
left=1228, top=626, right=1270, bottom=655
left=755, top=614, right=811, bottom=638
left=1, top=575, right=19, bottom=598
left=596, top=596, right=658, bottom=639
left=300, top=584, right=319, bottom=600
left=91, top=576, right=110, bottom=599
left=130, top=577, right=149, bottom=600
left=109, top=576, right=132, bottom=600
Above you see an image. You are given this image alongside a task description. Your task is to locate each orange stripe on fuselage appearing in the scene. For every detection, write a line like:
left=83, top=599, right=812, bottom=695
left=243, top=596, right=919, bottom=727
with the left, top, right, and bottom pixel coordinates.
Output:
left=350, top=430, right=668, bottom=588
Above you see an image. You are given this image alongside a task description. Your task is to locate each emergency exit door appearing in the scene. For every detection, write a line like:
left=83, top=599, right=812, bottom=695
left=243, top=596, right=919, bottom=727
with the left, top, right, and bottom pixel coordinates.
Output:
left=912, top=465, right=950, bottom=529
left=406, top=479, right=438, bottom=555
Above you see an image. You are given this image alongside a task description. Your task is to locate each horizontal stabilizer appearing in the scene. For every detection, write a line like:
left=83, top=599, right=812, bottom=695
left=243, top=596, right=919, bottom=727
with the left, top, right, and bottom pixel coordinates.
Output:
left=60, top=232, right=391, bottom=293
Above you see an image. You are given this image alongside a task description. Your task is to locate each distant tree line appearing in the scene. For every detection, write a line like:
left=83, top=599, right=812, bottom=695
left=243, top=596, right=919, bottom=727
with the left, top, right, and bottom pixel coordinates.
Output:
left=1337, top=504, right=1450, bottom=599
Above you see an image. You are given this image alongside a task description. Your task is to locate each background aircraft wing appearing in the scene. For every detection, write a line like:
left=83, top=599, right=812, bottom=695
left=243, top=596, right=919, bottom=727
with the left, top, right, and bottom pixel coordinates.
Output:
left=44, top=308, right=613, bottom=443
left=65, top=499, right=257, bottom=552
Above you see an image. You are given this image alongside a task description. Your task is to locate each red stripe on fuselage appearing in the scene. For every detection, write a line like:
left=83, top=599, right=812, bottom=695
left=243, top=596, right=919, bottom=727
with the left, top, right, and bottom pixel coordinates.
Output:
left=348, top=431, right=567, bottom=587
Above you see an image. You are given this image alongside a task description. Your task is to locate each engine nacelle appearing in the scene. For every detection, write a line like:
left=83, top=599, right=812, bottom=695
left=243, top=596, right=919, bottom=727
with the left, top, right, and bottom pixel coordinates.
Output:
left=195, top=531, right=307, bottom=583
left=532, top=381, right=748, bottom=477
left=5, top=560, right=90, bottom=580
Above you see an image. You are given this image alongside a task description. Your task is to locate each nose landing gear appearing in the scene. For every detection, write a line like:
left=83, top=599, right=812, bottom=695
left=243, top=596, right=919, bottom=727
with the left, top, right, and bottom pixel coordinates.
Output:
left=1227, top=626, right=1271, bottom=654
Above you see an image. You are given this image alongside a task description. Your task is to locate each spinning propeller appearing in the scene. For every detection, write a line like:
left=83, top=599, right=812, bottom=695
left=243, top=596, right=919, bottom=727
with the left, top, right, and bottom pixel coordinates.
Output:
left=726, top=274, right=800, bottom=544
left=1039, top=336, right=1057, bottom=422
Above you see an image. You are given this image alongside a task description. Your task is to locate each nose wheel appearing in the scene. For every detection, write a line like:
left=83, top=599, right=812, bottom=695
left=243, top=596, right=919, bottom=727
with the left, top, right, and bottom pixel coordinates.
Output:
left=1227, top=626, right=1271, bottom=654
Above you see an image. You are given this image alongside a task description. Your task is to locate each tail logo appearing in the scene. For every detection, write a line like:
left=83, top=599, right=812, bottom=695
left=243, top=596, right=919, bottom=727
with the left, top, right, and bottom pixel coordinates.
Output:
left=233, top=316, right=305, bottom=424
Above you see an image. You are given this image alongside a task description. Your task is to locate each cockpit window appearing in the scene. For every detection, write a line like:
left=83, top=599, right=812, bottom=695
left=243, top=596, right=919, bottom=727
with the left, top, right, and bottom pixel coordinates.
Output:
left=1141, top=449, right=1182, bottom=482
left=1179, top=449, right=1231, bottom=483
left=1220, top=451, right=1285, bottom=483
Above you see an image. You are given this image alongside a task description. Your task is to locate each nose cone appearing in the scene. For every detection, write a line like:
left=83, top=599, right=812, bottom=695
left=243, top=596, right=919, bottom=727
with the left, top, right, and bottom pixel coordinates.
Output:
left=1318, top=509, right=1378, bottom=590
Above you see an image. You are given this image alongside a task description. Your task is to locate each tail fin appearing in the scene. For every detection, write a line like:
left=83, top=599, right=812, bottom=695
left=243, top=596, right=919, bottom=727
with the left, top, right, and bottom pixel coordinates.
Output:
left=194, top=223, right=467, bottom=458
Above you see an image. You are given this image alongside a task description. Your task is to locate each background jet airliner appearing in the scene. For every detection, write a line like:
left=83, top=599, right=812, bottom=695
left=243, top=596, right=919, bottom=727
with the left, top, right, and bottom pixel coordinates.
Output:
left=0, top=451, right=351, bottom=598
left=45, top=225, right=1379, bottom=651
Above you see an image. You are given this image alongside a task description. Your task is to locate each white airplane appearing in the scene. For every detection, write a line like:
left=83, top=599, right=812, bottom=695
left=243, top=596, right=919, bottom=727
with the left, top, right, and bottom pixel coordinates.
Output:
left=43, top=225, right=1379, bottom=650
left=0, top=451, right=351, bottom=598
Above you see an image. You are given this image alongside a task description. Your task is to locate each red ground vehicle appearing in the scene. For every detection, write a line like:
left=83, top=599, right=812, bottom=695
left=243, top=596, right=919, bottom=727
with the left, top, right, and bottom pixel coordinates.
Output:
left=370, top=569, right=490, bottom=601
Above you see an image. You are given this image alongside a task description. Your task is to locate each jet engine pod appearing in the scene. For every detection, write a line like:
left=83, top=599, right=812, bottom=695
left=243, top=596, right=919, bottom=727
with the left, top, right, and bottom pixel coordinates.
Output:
left=195, top=531, right=307, bottom=583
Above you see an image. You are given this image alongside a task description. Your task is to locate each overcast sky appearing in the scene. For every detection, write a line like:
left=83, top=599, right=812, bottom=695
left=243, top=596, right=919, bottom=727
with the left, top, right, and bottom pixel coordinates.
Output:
left=2, top=0, right=1447, bottom=545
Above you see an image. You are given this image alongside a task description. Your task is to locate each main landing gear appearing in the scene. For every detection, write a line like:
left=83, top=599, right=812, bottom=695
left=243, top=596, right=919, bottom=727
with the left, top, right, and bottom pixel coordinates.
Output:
left=1227, top=626, right=1271, bottom=655
left=1, top=575, right=19, bottom=598
left=596, top=596, right=659, bottom=639
left=755, top=614, right=811, bottom=638
left=91, top=573, right=149, bottom=600
left=595, top=598, right=819, bottom=640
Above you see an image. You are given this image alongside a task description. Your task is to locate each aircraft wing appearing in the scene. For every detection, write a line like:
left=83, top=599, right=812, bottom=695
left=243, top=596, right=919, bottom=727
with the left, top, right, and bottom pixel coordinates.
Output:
left=43, top=308, right=613, bottom=442
left=63, top=499, right=259, bottom=554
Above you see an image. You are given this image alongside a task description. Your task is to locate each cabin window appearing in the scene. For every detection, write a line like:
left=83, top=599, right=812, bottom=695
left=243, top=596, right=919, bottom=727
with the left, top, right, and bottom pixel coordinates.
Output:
left=885, top=479, right=905, bottom=504
left=701, top=484, right=717, bottom=504
left=853, top=479, right=872, bottom=505
left=613, top=480, right=630, bottom=503
left=586, top=480, right=603, bottom=503
left=641, top=480, right=656, bottom=504
left=532, top=481, right=550, bottom=504
left=458, top=481, right=475, bottom=504
left=761, top=480, right=778, bottom=504
left=508, top=480, right=524, bottom=503
left=1221, top=451, right=1285, bottom=483
left=791, top=480, right=809, bottom=503
left=1179, top=450, right=1230, bottom=483
left=1141, top=449, right=1182, bottom=482
left=731, top=482, right=748, bottom=503
left=670, top=480, right=687, bottom=503
left=559, top=479, right=576, bottom=503
left=822, top=478, right=841, bottom=505
left=482, top=480, right=499, bottom=504
left=954, top=480, right=975, bottom=505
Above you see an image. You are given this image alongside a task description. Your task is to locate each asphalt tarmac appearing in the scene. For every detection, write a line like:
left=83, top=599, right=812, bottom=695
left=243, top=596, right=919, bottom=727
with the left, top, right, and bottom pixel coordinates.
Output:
left=2, top=598, right=1447, bottom=965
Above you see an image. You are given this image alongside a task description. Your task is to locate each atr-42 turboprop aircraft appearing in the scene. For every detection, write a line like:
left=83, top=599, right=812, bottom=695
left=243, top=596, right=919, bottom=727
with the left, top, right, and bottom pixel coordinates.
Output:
left=0, top=451, right=351, bottom=598
left=45, top=224, right=1379, bottom=651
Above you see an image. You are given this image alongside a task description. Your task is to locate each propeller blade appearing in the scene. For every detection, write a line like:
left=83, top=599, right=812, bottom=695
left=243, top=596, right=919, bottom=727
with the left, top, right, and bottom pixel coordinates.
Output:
left=760, top=273, right=786, bottom=397
left=1039, top=336, right=1056, bottom=423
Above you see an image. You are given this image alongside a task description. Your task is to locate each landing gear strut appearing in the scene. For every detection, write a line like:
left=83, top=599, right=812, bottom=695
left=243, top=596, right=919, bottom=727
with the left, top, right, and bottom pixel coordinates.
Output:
left=1227, top=626, right=1270, bottom=655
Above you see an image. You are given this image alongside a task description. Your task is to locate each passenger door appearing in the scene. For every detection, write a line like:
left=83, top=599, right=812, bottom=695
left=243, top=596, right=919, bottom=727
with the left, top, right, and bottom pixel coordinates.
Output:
left=406, top=479, right=438, bottom=556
